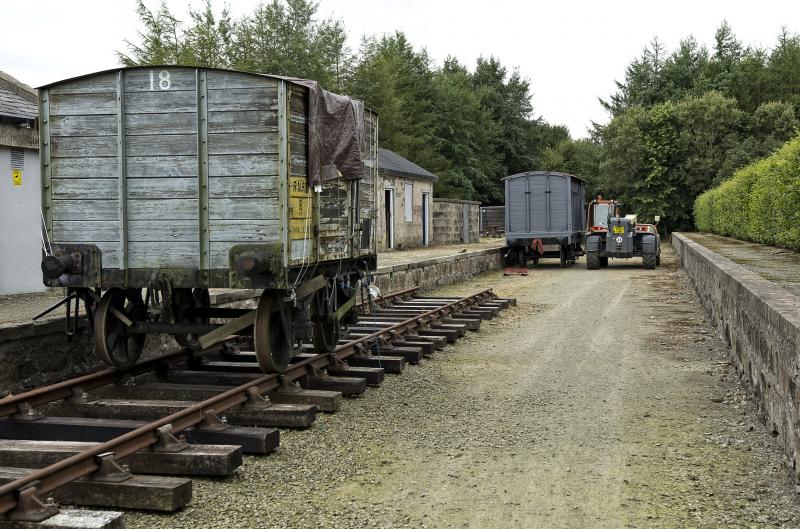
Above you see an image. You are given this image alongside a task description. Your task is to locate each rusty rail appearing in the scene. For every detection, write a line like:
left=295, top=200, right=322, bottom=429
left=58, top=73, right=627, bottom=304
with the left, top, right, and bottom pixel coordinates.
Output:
left=0, top=288, right=496, bottom=515
left=0, top=286, right=419, bottom=419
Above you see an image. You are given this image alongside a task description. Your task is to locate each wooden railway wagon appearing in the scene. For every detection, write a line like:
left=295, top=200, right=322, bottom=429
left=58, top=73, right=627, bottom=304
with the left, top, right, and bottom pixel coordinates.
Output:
left=38, top=66, right=378, bottom=372
left=504, top=171, right=586, bottom=267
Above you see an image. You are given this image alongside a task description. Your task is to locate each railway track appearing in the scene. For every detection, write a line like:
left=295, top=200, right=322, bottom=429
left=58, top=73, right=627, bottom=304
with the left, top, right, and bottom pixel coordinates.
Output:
left=0, top=287, right=514, bottom=525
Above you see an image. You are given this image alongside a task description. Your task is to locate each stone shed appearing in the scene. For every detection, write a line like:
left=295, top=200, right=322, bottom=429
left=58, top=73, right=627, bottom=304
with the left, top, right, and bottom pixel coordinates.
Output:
left=376, top=148, right=437, bottom=251
left=0, top=71, right=42, bottom=294
left=432, top=198, right=481, bottom=245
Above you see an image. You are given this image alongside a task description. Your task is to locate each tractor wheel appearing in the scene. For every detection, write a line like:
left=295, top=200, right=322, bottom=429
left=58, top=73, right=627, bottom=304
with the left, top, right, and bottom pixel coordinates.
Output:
left=517, top=247, right=527, bottom=268
left=643, top=253, right=657, bottom=270
left=656, top=253, right=661, bottom=266
left=586, top=252, right=600, bottom=270
left=559, top=246, right=567, bottom=268
left=599, top=256, right=609, bottom=267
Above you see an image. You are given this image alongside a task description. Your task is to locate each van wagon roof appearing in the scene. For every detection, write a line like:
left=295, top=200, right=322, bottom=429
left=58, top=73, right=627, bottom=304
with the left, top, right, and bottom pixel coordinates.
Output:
left=503, top=170, right=586, bottom=182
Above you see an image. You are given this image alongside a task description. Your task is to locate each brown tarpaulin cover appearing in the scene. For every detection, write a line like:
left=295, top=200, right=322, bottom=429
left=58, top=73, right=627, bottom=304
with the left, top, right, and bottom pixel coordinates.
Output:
left=283, top=77, right=365, bottom=187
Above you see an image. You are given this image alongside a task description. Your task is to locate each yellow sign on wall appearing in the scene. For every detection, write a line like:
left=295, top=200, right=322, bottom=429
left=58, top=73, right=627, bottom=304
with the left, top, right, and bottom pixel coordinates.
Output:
left=11, top=170, right=22, bottom=186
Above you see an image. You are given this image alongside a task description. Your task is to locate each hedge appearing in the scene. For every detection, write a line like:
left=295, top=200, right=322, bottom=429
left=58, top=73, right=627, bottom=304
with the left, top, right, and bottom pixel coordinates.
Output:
left=694, top=134, right=800, bottom=250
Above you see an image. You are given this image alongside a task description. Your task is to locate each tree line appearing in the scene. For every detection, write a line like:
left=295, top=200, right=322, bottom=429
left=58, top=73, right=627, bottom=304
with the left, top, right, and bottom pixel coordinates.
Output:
left=120, top=2, right=800, bottom=230
left=571, top=22, right=800, bottom=230
left=119, top=0, right=567, bottom=205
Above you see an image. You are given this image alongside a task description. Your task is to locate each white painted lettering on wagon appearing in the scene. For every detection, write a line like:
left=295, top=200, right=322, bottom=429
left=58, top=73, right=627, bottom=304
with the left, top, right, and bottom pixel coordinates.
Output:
left=149, top=70, right=172, bottom=91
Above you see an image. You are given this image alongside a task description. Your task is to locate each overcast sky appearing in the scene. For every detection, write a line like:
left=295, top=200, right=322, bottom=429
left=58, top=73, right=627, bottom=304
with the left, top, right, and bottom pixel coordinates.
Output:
left=3, top=0, right=799, bottom=137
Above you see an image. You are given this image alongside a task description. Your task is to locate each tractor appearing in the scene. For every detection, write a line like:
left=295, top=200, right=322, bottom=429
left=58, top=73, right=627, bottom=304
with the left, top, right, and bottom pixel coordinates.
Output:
left=585, top=197, right=661, bottom=270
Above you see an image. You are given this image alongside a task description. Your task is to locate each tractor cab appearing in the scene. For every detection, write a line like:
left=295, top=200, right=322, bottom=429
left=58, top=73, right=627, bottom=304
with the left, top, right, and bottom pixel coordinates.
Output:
left=587, top=197, right=624, bottom=232
left=585, top=196, right=661, bottom=270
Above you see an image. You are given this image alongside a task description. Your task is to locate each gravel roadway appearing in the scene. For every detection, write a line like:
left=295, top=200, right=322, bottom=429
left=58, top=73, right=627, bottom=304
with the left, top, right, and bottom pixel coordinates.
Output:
left=128, top=246, right=800, bottom=529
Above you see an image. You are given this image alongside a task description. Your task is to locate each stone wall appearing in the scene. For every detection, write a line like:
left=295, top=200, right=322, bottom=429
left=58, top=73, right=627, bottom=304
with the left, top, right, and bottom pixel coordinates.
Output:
left=673, top=233, right=800, bottom=476
left=432, top=199, right=480, bottom=245
left=372, top=246, right=505, bottom=293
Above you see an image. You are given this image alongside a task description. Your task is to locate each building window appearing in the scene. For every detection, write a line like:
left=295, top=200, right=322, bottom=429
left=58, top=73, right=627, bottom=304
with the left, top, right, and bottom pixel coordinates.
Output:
left=404, top=183, right=413, bottom=221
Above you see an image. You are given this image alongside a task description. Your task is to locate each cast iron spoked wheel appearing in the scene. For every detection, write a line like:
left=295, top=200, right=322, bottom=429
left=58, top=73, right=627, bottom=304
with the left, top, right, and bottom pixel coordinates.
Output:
left=338, top=282, right=359, bottom=326
left=312, top=281, right=341, bottom=354
left=172, top=288, right=211, bottom=349
left=559, top=245, right=568, bottom=268
left=253, top=293, right=291, bottom=373
left=94, top=288, right=147, bottom=369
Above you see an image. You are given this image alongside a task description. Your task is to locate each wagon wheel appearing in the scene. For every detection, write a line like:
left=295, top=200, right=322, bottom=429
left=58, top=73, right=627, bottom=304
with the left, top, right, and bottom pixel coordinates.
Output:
left=172, top=288, right=211, bottom=350
left=338, top=281, right=359, bottom=326
left=517, top=247, right=527, bottom=268
left=95, top=288, right=146, bottom=369
left=253, top=293, right=291, bottom=373
left=312, top=280, right=341, bottom=354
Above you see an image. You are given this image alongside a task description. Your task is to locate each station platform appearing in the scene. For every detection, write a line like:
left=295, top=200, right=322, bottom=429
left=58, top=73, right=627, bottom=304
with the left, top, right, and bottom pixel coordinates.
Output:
left=377, top=238, right=506, bottom=269
left=681, top=233, right=800, bottom=298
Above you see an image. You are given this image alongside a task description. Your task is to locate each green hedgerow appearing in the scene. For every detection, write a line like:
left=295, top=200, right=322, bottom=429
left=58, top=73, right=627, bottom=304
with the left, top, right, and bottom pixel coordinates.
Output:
left=694, top=134, right=800, bottom=251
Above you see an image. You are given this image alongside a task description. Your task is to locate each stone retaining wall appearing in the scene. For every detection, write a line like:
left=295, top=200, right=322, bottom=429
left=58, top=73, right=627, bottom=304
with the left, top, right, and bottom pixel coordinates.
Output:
left=372, top=246, right=506, bottom=294
left=673, top=233, right=800, bottom=476
left=432, top=199, right=480, bottom=245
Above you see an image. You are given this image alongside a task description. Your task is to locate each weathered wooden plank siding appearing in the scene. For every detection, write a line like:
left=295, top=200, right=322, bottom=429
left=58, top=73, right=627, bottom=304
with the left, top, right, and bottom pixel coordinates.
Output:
left=44, top=67, right=375, bottom=275
left=48, top=73, right=117, bottom=95
left=128, top=241, right=198, bottom=268
left=209, top=176, right=278, bottom=198
left=52, top=221, right=119, bottom=242
left=286, top=88, right=318, bottom=263
left=126, top=155, right=197, bottom=177
left=357, top=110, right=379, bottom=254
left=51, top=199, right=119, bottom=221
left=126, top=113, right=197, bottom=136
left=47, top=73, right=122, bottom=267
left=206, top=70, right=281, bottom=268
left=50, top=92, right=117, bottom=115
left=50, top=115, right=117, bottom=136
left=123, top=68, right=200, bottom=268
left=47, top=69, right=119, bottom=275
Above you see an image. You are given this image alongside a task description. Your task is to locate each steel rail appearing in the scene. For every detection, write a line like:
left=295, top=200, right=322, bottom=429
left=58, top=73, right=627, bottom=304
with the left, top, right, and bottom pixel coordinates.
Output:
left=0, top=288, right=496, bottom=515
left=0, top=286, right=420, bottom=419
left=356, top=285, right=418, bottom=309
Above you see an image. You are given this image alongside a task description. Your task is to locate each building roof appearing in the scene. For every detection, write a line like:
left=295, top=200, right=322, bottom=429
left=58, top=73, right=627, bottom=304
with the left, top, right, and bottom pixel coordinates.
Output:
left=378, top=148, right=437, bottom=182
left=0, top=71, right=37, bottom=122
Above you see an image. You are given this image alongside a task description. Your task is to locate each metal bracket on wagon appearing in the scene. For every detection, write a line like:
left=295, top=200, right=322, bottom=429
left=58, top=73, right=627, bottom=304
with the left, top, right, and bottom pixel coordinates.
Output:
left=41, top=243, right=101, bottom=288
left=228, top=243, right=283, bottom=289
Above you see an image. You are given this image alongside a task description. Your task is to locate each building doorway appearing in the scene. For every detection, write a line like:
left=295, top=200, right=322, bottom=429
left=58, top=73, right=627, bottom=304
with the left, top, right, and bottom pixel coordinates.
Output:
left=422, top=193, right=430, bottom=246
left=384, top=188, right=395, bottom=249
